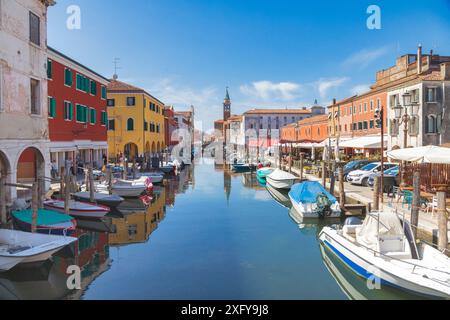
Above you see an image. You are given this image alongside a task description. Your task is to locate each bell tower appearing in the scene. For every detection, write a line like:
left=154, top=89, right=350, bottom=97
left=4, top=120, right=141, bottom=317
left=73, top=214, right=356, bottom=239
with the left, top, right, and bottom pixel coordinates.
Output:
left=223, top=87, right=231, bottom=121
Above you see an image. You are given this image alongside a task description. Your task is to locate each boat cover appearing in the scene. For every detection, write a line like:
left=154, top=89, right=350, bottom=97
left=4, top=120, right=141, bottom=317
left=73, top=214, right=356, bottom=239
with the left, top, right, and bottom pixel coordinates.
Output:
left=13, top=210, right=73, bottom=225
left=357, top=211, right=405, bottom=250
left=267, top=169, right=297, bottom=181
left=289, top=181, right=337, bottom=204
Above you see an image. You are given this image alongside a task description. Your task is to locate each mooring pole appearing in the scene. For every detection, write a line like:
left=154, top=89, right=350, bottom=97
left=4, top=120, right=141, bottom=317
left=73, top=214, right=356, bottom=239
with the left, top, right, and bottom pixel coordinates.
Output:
left=411, top=170, right=420, bottom=239
left=321, top=161, right=326, bottom=187
left=60, top=167, right=65, bottom=200
left=373, top=176, right=380, bottom=211
left=31, top=182, right=38, bottom=233
left=437, top=188, right=448, bottom=252
left=330, top=160, right=336, bottom=194
left=338, top=165, right=345, bottom=207
left=132, top=158, right=137, bottom=179
left=84, top=167, right=89, bottom=192
left=107, top=167, right=113, bottom=195
left=123, top=160, right=128, bottom=180
left=88, top=165, right=95, bottom=203
left=64, top=174, right=70, bottom=215
left=0, top=174, right=7, bottom=225
left=289, top=143, right=292, bottom=173
left=299, top=153, right=304, bottom=181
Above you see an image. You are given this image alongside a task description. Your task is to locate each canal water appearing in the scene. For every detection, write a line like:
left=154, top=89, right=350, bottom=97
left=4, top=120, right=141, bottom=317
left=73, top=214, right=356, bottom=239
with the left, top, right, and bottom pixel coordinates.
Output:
left=0, top=158, right=421, bottom=300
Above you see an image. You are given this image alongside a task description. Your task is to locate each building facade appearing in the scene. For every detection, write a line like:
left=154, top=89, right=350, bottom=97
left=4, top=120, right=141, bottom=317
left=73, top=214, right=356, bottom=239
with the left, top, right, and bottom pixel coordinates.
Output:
left=163, top=106, right=179, bottom=152
left=106, top=79, right=166, bottom=161
left=47, top=47, right=109, bottom=170
left=0, top=0, right=55, bottom=203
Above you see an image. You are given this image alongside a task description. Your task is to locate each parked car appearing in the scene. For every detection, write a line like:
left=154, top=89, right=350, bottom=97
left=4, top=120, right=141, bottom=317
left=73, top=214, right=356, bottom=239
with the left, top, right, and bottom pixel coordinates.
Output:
left=367, top=166, right=400, bottom=188
left=338, top=160, right=376, bottom=181
left=347, top=162, right=398, bottom=186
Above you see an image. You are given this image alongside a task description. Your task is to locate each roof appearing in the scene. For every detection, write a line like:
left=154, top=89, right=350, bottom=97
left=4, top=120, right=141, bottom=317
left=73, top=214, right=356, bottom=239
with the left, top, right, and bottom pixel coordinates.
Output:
left=244, top=108, right=312, bottom=115
left=227, top=115, right=243, bottom=122
left=225, top=88, right=230, bottom=101
left=297, top=114, right=329, bottom=125
left=48, top=46, right=110, bottom=83
left=107, top=80, right=164, bottom=105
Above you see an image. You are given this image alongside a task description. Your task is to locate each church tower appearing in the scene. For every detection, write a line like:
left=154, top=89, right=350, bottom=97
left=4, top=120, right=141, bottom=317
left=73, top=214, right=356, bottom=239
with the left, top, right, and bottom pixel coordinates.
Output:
left=223, top=87, right=231, bottom=121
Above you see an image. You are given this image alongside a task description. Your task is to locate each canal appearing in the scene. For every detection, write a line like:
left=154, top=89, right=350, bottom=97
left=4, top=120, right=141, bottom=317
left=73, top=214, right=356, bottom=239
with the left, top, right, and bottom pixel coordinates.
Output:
left=0, top=158, right=422, bottom=300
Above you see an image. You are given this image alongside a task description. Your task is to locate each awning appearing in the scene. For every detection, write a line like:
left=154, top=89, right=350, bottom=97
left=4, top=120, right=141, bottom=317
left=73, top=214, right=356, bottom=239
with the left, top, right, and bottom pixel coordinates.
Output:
left=387, top=146, right=450, bottom=164
left=339, top=135, right=387, bottom=149
left=317, top=138, right=351, bottom=147
left=293, top=142, right=321, bottom=149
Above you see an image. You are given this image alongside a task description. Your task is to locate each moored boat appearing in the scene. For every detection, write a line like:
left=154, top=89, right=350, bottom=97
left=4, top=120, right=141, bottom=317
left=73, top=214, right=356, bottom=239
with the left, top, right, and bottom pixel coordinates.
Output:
left=266, top=183, right=291, bottom=208
left=44, top=200, right=110, bottom=219
left=266, top=169, right=298, bottom=189
left=96, top=176, right=152, bottom=197
left=73, top=192, right=124, bottom=208
left=319, top=211, right=450, bottom=299
left=0, top=229, right=77, bottom=272
left=232, top=163, right=257, bottom=172
left=288, top=181, right=341, bottom=218
left=256, top=167, right=275, bottom=181
left=11, top=209, right=77, bottom=236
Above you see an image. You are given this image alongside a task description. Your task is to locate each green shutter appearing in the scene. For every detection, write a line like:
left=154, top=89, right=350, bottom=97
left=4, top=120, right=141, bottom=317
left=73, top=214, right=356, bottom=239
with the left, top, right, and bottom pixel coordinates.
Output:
left=47, top=60, right=52, bottom=79
left=65, top=69, right=73, bottom=86
left=101, top=86, right=107, bottom=99
left=69, top=103, right=73, bottom=120
left=101, top=111, right=107, bottom=125
left=48, top=97, right=56, bottom=118
left=90, top=108, right=96, bottom=124
left=90, top=80, right=97, bottom=95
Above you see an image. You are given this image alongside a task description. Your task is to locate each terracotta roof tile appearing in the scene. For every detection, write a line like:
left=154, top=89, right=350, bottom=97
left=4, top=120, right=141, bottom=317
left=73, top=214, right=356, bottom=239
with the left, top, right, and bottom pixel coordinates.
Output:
left=107, top=80, right=164, bottom=105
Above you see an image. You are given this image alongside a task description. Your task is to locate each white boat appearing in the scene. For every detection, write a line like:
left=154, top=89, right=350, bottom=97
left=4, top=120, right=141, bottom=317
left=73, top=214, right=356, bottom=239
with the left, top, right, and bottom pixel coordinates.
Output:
left=96, top=176, right=152, bottom=198
left=44, top=200, right=110, bottom=219
left=128, top=172, right=164, bottom=184
left=289, top=181, right=341, bottom=218
left=266, top=169, right=298, bottom=189
left=319, top=211, right=450, bottom=299
left=0, top=229, right=77, bottom=272
left=73, top=192, right=124, bottom=207
left=266, top=183, right=291, bottom=208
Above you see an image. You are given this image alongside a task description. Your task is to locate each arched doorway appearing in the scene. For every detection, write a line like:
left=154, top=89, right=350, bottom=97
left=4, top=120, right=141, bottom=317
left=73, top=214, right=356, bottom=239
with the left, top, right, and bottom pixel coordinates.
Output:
left=124, top=143, right=139, bottom=161
left=145, top=142, right=150, bottom=153
left=17, top=147, right=45, bottom=184
left=151, top=142, right=156, bottom=154
left=157, top=142, right=161, bottom=153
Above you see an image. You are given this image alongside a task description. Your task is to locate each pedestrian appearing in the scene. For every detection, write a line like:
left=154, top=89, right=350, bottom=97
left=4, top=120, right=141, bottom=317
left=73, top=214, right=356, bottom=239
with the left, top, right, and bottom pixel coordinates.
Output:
left=50, top=160, right=58, bottom=180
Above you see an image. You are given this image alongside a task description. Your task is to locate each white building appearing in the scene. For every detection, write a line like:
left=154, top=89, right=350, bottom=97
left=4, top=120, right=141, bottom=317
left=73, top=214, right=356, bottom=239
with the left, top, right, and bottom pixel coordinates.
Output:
left=0, top=0, right=55, bottom=204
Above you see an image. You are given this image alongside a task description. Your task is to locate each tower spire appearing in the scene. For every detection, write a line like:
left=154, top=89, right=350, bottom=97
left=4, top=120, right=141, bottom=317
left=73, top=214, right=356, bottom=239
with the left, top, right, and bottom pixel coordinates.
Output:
left=223, top=87, right=231, bottom=121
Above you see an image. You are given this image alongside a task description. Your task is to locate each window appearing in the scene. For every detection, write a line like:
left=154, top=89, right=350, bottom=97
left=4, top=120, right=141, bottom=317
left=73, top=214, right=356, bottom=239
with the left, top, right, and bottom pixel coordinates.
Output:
left=370, top=120, right=374, bottom=129
left=144, top=121, right=148, bottom=131
left=426, top=88, right=437, bottom=103
left=30, top=78, right=40, bottom=115
left=364, top=103, right=367, bottom=113
left=107, top=99, right=115, bottom=107
left=76, top=74, right=89, bottom=92
left=48, top=97, right=56, bottom=118
left=363, top=121, right=368, bottom=130
left=47, top=60, right=52, bottom=79
left=64, top=101, right=73, bottom=121
left=411, top=89, right=420, bottom=103
left=409, top=116, right=419, bottom=136
left=65, top=69, right=73, bottom=86
left=126, top=97, right=135, bottom=106
left=76, top=104, right=88, bottom=123
left=437, top=114, right=443, bottom=133
left=156, top=124, right=160, bottom=133
left=359, top=104, right=362, bottom=113
left=101, top=111, right=107, bottom=126
left=390, top=94, right=399, bottom=108
left=90, top=80, right=97, bottom=96
left=390, top=119, right=399, bottom=136
left=29, top=12, right=40, bottom=46
left=108, top=119, right=115, bottom=131
left=101, top=86, right=107, bottom=100
left=426, top=115, right=437, bottom=133
left=127, top=118, right=134, bottom=131
left=358, top=122, right=363, bottom=130
left=90, top=108, right=97, bottom=124
left=370, top=100, right=373, bottom=111
left=377, top=99, right=381, bottom=109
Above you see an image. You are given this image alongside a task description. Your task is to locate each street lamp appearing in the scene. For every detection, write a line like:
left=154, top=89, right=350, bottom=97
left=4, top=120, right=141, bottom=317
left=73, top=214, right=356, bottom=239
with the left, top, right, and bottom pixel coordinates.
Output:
left=395, top=91, right=420, bottom=186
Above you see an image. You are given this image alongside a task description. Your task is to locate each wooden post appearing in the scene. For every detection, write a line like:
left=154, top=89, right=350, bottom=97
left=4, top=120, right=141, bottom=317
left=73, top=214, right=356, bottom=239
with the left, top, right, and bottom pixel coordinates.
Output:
left=288, top=144, right=292, bottom=173
left=278, top=145, right=282, bottom=169
left=123, top=161, right=128, bottom=180
left=132, top=158, right=136, bottom=179
left=411, top=170, right=420, bottom=238
left=330, top=160, right=336, bottom=194
left=373, top=176, right=380, bottom=211
left=84, top=167, right=89, bottom=192
left=437, top=189, right=448, bottom=252
left=338, top=165, right=345, bottom=206
left=0, top=174, right=6, bottom=225
left=37, top=178, right=44, bottom=209
left=60, top=167, right=65, bottom=200
left=31, top=182, right=38, bottom=233
left=107, top=167, right=113, bottom=195
left=321, top=161, right=326, bottom=187
left=64, top=174, right=70, bottom=215
left=299, top=153, right=304, bottom=181
left=88, top=165, right=95, bottom=203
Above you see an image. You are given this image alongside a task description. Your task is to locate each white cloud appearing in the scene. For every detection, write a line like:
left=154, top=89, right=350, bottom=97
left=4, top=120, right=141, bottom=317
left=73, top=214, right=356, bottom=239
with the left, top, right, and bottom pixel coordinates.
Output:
left=342, top=46, right=390, bottom=70
left=240, top=81, right=302, bottom=101
left=315, top=77, right=349, bottom=98
left=350, top=84, right=371, bottom=96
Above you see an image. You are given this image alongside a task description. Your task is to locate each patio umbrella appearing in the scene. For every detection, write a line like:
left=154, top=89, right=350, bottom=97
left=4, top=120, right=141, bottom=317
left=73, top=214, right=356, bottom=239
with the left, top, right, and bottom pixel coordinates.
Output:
left=387, top=146, right=450, bottom=164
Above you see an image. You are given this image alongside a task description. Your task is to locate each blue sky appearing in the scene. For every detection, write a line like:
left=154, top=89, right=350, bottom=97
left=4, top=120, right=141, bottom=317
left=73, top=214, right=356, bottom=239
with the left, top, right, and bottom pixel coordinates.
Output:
left=47, top=0, right=450, bottom=130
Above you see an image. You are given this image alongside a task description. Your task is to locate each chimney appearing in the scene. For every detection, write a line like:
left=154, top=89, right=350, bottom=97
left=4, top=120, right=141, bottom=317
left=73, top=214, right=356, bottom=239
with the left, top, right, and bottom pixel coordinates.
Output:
left=417, top=44, right=422, bottom=74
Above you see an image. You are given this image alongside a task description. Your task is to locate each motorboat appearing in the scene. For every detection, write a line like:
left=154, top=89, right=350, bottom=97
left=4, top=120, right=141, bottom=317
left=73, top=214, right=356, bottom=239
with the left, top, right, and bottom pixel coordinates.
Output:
left=266, top=183, right=292, bottom=209
left=289, top=181, right=341, bottom=218
left=319, top=211, right=450, bottom=299
left=232, top=163, right=257, bottom=173
left=12, top=209, right=77, bottom=236
left=44, top=200, right=110, bottom=219
left=73, top=192, right=124, bottom=208
left=96, top=176, right=152, bottom=197
left=256, top=167, right=275, bottom=181
left=128, top=172, right=164, bottom=184
left=160, top=163, right=176, bottom=174
left=266, top=169, right=298, bottom=189
left=0, top=229, right=77, bottom=272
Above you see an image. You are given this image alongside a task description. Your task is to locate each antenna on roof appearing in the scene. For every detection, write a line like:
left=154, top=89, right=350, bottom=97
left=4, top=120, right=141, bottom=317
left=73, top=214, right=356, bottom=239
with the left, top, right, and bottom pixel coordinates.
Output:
left=113, top=57, right=121, bottom=80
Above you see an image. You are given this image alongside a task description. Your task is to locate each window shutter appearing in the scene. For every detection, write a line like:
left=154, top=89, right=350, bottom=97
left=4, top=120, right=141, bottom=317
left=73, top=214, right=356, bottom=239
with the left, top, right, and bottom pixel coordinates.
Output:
left=437, top=114, right=442, bottom=133
left=47, top=60, right=52, bottom=79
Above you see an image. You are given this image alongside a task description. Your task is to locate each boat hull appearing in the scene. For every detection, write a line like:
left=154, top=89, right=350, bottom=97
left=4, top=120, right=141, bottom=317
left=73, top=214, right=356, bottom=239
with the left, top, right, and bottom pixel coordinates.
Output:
left=73, top=193, right=124, bottom=208
left=12, top=214, right=76, bottom=236
left=289, top=195, right=341, bottom=219
left=266, top=176, right=296, bottom=189
left=319, top=227, right=450, bottom=299
left=44, top=201, right=110, bottom=219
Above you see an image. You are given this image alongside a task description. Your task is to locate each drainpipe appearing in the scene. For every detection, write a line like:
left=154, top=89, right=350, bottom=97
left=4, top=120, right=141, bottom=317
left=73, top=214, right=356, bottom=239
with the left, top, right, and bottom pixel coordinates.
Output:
left=417, top=44, right=422, bottom=74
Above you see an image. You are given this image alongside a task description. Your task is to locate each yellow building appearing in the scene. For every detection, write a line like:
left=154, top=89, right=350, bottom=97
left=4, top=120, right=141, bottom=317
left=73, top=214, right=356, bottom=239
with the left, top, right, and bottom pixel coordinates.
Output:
left=107, top=79, right=166, bottom=161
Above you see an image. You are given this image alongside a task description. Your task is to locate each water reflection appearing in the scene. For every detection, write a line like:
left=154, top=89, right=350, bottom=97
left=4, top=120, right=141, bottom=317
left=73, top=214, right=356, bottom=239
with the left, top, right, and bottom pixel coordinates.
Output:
left=0, top=167, right=193, bottom=300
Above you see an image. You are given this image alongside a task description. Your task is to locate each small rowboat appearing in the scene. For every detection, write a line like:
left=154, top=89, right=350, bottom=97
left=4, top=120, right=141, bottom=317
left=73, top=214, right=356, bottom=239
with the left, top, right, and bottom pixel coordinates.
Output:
left=266, top=169, right=298, bottom=189
left=12, top=209, right=77, bottom=236
left=256, top=167, right=275, bottom=181
left=0, top=229, right=77, bottom=272
left=44, top=200, right=110, bottom=219
left=232, top=163, right=257, bottom=172
left=73, top=192, right=124, bottom=208
left=96, top=176, right=153, bottom=198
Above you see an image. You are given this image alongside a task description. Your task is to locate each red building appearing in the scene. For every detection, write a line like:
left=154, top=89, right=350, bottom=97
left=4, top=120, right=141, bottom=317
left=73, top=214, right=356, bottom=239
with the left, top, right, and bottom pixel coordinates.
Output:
left=164, top=106, right=179, bottom=152
left=47, top=47, right=110, bottom=171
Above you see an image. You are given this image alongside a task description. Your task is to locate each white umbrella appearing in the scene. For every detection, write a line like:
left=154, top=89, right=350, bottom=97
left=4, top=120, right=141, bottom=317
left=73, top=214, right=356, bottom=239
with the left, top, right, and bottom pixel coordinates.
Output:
left=387, top=146, right=450, bottom=164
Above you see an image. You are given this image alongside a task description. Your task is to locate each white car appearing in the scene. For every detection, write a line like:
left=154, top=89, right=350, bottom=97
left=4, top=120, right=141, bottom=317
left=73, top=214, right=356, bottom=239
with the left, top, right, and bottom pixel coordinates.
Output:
left=346, top=162, right=397, bottom=186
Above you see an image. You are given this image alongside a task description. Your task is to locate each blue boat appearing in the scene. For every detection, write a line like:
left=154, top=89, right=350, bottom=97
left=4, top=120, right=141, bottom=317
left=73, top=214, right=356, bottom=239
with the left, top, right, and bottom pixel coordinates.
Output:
left=288, top=181, right=341, bottom=218
left=12, top=209, right=77, bottom=236
left=256, top=167, right=275, bottom=181
left=232, top=163, right=256, bottom=172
